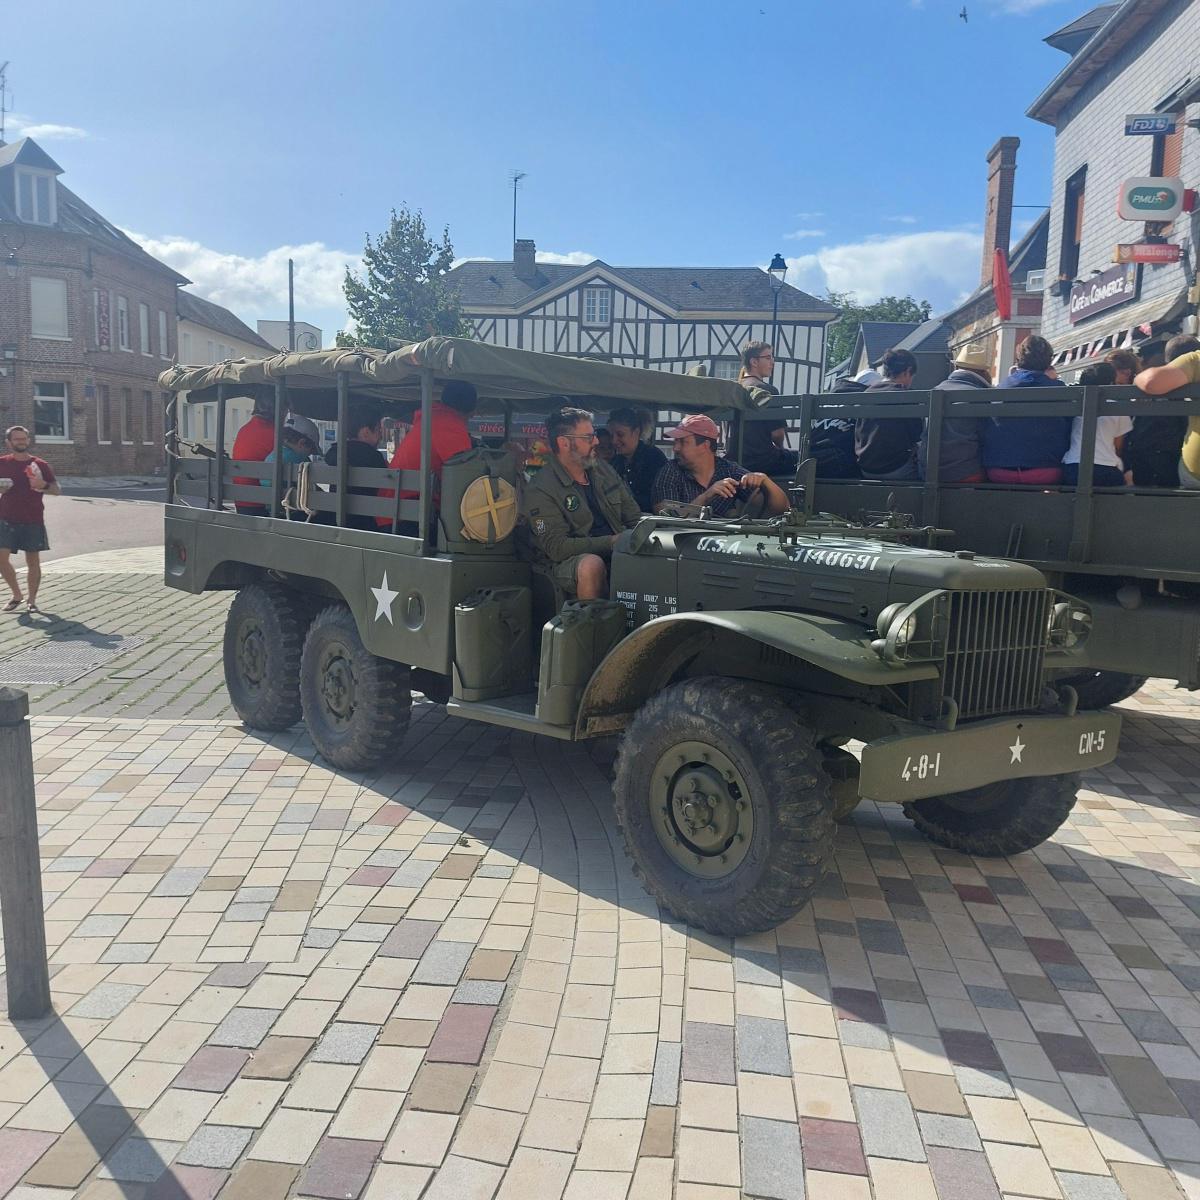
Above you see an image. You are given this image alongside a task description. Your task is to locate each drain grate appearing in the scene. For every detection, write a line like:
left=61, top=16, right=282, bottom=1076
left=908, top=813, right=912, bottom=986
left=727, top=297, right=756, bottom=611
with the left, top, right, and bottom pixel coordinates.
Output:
left=0, top=636, right=145, bottom=685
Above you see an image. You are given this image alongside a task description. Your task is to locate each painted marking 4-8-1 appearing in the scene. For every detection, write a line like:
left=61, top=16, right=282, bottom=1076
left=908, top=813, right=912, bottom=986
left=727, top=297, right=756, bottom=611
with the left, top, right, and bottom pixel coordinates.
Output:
left=902, top=753, right=942, bottom=782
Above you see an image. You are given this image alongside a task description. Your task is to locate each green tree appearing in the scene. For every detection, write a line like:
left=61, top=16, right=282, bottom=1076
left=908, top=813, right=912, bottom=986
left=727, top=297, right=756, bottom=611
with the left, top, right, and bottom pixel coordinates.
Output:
left=823, top=290, right=933, bottom=373
left=338, top=205, right=465, bottom=347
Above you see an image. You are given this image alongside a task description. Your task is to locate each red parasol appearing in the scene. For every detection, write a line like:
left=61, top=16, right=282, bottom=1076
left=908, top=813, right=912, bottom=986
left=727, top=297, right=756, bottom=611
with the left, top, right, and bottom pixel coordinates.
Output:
left=993, top=248, right=1013, bottom=322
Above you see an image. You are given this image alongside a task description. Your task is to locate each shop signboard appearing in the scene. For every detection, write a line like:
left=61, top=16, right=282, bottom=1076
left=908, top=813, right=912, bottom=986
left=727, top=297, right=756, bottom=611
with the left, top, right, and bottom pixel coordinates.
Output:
left=1069, top=263, right=1138, bottom=325
left=1118, top=177, right=1185, bottom=221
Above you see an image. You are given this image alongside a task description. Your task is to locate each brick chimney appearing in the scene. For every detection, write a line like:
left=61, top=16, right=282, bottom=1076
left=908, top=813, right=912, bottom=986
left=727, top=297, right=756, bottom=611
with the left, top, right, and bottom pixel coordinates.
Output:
left=513, top=239, right=537, bottom=283
left=981, top=137, right=1020, bottom=286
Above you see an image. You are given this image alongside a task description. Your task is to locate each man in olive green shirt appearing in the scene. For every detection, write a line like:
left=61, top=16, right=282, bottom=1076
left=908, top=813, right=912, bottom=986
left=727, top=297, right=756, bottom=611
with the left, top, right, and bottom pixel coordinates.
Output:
left=1134, top=344, right=1200, bottom=486
left=521, top=406, right=641, bottom=599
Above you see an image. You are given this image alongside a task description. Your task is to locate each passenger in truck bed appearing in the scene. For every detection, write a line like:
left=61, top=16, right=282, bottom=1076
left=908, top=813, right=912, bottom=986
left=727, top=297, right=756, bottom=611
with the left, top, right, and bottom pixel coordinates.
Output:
left=324, top=400, right=387, bottom=530
left=1063, top=364, right=1129, bottom=488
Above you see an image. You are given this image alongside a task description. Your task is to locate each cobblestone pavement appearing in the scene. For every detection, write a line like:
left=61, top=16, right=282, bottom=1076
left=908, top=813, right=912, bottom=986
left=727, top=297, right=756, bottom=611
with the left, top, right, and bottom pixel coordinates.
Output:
left=3, top=557, right=1200, bottom=1197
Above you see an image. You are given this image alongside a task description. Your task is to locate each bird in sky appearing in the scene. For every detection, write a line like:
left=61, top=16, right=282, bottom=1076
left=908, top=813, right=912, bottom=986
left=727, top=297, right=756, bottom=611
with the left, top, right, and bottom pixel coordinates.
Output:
left=960, top=6, right=968, bottom=21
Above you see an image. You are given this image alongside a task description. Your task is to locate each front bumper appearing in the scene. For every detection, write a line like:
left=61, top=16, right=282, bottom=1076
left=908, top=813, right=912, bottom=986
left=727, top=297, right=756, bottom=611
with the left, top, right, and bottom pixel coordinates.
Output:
left=858, top=710, right=1121, bottom=803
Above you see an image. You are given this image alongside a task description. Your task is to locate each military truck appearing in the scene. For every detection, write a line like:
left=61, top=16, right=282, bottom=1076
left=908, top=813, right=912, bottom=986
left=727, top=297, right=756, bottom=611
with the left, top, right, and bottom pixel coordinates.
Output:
left=747, top=381, right=1200, bottom=710
left=161, top=339, right=1120, bottom=934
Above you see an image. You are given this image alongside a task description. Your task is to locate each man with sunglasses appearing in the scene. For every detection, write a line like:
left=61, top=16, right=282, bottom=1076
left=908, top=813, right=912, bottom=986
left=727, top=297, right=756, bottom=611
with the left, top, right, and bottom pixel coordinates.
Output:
left=521, top=406, right=641, bottom=600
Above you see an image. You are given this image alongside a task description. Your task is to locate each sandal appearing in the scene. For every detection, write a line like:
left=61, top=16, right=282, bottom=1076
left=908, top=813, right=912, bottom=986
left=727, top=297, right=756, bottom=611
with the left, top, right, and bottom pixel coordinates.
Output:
left=24, top=601, right=40, bottom=614
left=2, top=597, right=21, bottom=612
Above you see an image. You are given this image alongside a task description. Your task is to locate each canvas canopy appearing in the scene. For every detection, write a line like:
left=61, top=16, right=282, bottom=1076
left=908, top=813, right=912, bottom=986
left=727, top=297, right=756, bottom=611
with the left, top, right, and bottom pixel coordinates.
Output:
left=159, top=336, right=765, bottom=419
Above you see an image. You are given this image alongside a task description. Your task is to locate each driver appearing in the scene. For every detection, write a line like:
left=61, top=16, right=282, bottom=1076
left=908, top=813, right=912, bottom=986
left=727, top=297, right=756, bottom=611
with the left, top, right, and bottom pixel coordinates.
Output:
left=651, top=414, right=788, bottom=517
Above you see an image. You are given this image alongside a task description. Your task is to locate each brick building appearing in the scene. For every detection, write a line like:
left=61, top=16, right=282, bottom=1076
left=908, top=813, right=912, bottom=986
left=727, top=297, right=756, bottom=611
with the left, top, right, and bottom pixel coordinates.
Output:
left=0, top=137, right=188, bottom=475
left=1030, top=0, right=1200, bottom=376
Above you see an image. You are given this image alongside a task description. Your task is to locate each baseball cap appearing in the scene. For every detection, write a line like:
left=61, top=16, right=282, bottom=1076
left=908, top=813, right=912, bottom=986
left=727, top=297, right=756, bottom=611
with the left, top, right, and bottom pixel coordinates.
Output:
left=665, top=413, right=721, bottom=441
left=284, top=414, right=321, bottom=445
left=854, top=369, right=882, bottom=386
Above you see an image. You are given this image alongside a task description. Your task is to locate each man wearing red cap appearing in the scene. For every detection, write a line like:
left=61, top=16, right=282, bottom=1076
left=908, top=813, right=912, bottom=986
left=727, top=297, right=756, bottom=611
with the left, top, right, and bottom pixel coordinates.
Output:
left=651, top=414, right=788, bottom=517
left=520, top=406, right=642, bottom=600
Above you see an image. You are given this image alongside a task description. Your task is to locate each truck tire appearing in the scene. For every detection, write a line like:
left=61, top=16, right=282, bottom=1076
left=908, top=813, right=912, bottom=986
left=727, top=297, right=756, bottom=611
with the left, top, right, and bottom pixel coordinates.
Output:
left=1059, top=670, right=1147, bottom=709
left=223, top=584, right=311, bottom=731
left=300, top=604, right=411, bottom=771
left=903, top=773, right=1078, bottom=857
left=613, top=677, right=834, bottom=935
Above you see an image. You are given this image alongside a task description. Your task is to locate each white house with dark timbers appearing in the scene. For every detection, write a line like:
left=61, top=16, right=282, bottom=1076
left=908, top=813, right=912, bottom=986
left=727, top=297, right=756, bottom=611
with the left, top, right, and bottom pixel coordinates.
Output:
left=447, top=240, right=839, bottom=394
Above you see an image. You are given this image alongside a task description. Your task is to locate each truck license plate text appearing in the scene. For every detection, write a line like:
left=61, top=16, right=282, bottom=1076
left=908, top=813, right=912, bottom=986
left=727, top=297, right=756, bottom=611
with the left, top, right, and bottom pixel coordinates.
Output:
left=902, top=753, right=942, bottom=781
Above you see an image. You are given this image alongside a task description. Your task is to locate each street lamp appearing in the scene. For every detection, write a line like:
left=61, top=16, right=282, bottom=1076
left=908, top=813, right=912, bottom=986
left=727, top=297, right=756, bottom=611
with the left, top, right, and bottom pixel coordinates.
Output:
left=768, top=253, right=787, bottom=346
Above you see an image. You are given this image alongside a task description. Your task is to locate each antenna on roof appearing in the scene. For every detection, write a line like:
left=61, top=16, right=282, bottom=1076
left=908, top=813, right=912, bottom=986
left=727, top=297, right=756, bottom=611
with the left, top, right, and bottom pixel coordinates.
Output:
left=0, top=63, right=10, bottom=147
left=510, top=169, right=526, bottom=249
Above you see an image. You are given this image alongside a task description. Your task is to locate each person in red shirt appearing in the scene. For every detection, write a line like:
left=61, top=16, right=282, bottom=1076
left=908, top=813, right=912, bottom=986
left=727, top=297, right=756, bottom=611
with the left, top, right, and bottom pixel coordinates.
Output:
left=0, top=425, right=61, bottom=614
left=231, top=395, right=277, bottom=513
left=377, top=381, right=477, bottom=528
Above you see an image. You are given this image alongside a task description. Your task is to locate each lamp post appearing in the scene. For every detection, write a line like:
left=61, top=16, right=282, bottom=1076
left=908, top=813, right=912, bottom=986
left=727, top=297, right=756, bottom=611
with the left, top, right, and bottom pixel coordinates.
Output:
left=768, top=253, right=787, bottom=348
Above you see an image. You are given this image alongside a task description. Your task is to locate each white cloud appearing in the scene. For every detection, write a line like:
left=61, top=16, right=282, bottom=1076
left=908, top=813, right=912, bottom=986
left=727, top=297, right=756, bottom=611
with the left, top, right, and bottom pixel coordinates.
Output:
left=987, top=0, right=1064, bottom=12
left=784, top=229, right=827, bottom=240
left=536, top=250, right=598, bottom=265
left=125, top=231, right=358, bottom=330
left=7, top=112, right=89, bottom=141
left=884, top=215, right=918, bottom=224
left=784, top=228, right=982, bottom=310
left=794, top=211, right=824, bottom=220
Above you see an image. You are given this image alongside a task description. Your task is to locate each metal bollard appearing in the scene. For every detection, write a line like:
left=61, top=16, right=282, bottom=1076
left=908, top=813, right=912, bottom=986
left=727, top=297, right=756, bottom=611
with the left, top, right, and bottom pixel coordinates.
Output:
left=0, top=688, right=51, bottom=1019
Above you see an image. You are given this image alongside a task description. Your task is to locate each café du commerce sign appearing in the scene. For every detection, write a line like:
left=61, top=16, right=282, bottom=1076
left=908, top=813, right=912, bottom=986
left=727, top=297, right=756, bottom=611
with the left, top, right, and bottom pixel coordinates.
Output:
left=1069, top=263, right=1138, bottom=325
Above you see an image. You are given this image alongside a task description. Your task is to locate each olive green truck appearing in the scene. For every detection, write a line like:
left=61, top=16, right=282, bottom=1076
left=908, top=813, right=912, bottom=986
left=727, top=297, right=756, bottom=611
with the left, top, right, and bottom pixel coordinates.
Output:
left=162, top=339, right=1119, bottom=935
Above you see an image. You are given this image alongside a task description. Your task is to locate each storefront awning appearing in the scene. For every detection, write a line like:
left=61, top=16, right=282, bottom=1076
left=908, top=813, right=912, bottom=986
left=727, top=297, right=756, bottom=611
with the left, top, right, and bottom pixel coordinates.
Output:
left=1051, top=287, right=1190, bottom=375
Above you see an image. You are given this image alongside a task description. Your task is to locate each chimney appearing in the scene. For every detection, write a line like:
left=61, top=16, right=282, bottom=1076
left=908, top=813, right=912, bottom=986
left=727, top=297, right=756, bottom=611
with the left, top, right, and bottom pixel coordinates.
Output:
left=981, top=136, right=1019, bottom=286
left=513, top=239, right=537, bottom=283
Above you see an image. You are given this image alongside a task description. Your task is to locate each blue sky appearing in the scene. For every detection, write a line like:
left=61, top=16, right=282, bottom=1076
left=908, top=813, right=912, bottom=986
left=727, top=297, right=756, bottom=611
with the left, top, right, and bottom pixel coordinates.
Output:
left=8, top=0, right=1084, bottom=340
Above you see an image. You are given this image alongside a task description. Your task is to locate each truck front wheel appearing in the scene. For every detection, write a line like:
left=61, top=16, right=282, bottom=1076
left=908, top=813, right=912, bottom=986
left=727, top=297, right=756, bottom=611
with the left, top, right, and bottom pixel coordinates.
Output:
left=903, top=773, right=1078, bottom=857
left=300, top=605, right=411, bottom=771
left=223, top=584, right=311, bottom=731
left=613, top=677, right=834, bottom=935
left=1059, top=670, right=1147, bottom=709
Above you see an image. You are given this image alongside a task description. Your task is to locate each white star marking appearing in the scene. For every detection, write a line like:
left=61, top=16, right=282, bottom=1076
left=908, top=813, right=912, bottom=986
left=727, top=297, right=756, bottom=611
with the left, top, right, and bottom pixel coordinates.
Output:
left=371, top=571, right=399, bottom=624
left=1009, top=735, right=1025, bottom=764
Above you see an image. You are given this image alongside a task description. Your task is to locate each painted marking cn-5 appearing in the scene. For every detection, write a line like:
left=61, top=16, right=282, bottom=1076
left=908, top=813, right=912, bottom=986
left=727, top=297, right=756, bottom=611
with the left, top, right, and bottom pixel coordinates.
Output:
left=1079, top=729, right=1107, bottom=755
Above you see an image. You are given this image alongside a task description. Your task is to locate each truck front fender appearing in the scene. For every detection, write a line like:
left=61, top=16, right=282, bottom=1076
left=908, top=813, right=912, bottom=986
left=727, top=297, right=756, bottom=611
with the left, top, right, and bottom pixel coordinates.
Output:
left=575, top=610, right=938, bottom=736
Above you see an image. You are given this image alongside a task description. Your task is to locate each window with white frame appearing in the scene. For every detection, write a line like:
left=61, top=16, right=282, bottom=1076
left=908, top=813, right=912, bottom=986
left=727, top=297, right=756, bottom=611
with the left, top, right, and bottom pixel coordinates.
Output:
left=139, top=303, right=151, bottom=355
left=583, top=287, right=612, bottom=326
left=121, top=388, right=133, bottom=442
left=712, top=359, right=741, bottom=380
left=206, top=339, right=215, bottom=363
left=181, top=330, right=193, bottom=362
left=158, top=310, right=169, bottom=358
left=97, top=385, right=112, bottom=443
left=33, top=382, right=69, bottom=440
left=117, top=296, right=131, bottom=350
left=142, top=390, right=155, bottom=443
left=16, top=169, right=56, bottom=225
left=30, top=277, right=68, bottom=339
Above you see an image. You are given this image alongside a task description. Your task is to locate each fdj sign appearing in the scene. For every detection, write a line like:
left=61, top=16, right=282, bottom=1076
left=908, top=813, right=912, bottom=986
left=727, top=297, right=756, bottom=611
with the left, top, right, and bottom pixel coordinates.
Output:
left=1125, top=113, right=1176, bottom=136
left=1069, top=263, right=1138, bottom=325
left=1118, top=176, right=1184, bottom=221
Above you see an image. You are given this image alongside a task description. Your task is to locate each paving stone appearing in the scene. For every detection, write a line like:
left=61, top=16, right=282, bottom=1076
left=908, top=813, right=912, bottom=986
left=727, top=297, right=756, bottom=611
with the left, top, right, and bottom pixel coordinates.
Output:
left=300, top=1137, right=384, bottom=1199
left=1037, top=1032, right=1105, bottom=1076
left=68, top=982, right=143, bottom=1018
left=0, top=1129, right=57, bottom=1195
left=241, top=1036, right=312, bottom=1080
left=177, top=1125, right=252, bottom=1168
left=145, top=1164, right=229, bottom=1200
left=683, top=1021, right=736, bottom=1085
left=736, top=1015, right=791, bottom=1076
left=22, top=1105, right=134, bottom=1188
left=381, top=1019, right=438, bottom=1047
left=99, top=1136, right=181, bottom=1182
left=408, top=1063, right=477, bottom=1113
left=1102, top=1054, right=1187, bottom=1117
left=637, top=1104, right=675, bottom=1158
left=379, top=919, right=441, bottom=960
left=741, top=1115, right=805, bottom=1199
left=650, top=1039, right=682, bottom=1105
left=941, top=1029, right=1003, bottom=1072
left=801, top=1117, right=867, bottom=1174
left=833, top=988, right=887, bottom=1024
left=427, top=1004, right=496, bottom=1064
left=208, top=1008, right=278, bottom=1049
left=925, top=1146, right=1002, bottom=1200
left=413, top=941, right=475, bottom=986
left=313, top=1023, right=379, bottom=1064
left=174, top=1046, right=250, bottom=1092
left=853, top=1086, right=925, bottom=1162
left=219, top=1160, right=298, bottom=1200
left=422, top=1152, right=505, bottom=1200
left=154, top=868, right=209, bottom=897
left=454, top=980, right=506, bottom=1006
left=205, top=963, right=266, bottom=989
left=1057, top=1171, right=1133, bottom=1200
left=467, top=950, right=516, bottom=981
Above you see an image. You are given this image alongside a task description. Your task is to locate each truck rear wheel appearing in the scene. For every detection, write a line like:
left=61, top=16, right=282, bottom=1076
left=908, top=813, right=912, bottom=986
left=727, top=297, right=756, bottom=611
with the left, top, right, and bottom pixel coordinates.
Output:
left=300, top=604, right=411, bottom=771
left=613, top=677, right=834, bottom=935
left=1059, top=670, right=1146, bottom=709
left=223, top=584, right=311, bottom=731
left=903, top=773, right=1078, bottom=857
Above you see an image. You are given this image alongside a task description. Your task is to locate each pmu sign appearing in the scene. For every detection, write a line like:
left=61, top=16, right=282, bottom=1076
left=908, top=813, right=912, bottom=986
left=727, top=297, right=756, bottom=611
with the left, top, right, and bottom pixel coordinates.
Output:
left=1118, top=177, right=1185, bottom=221
left=1125, top=113, right=1176, bottom=136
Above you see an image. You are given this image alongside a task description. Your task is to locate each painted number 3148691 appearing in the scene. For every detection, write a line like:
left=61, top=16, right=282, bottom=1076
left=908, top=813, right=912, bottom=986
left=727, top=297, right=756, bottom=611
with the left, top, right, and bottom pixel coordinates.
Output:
left=902, top=752, right=942, bottom=781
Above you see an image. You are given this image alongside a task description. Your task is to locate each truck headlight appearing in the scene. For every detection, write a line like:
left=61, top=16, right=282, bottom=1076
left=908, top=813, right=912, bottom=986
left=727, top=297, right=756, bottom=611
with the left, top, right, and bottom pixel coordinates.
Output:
left=875, top=603, right=917, bottom=654
left=1048, top=599, right=1090, bottom=649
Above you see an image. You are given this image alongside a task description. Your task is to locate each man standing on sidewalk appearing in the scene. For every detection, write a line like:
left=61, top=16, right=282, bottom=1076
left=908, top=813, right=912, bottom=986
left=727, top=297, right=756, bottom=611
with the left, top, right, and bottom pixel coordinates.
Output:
left=0, top=425, right=61, bottom=614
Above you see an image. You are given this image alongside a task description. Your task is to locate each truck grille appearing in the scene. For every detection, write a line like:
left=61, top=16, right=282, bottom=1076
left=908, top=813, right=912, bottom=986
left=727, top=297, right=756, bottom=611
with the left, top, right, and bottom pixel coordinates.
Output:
left=942, top=589, right=1049, bottom=719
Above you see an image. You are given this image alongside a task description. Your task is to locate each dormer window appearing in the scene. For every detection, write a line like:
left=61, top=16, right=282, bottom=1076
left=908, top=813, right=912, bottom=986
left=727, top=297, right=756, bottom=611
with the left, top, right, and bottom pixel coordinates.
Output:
left=16, top=168, right=57, bottom=226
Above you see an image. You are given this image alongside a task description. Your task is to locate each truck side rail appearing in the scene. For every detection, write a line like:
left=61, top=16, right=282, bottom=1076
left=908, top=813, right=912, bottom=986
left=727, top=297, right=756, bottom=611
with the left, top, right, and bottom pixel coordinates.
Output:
left=736, top=385, right=1200, bottom=581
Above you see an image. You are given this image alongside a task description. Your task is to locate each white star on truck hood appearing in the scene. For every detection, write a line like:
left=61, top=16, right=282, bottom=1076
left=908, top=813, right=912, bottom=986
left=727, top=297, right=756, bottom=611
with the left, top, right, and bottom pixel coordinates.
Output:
left=1009, top=735, right=1025, bottom=764
left=371, top=572, right=398, bottom=624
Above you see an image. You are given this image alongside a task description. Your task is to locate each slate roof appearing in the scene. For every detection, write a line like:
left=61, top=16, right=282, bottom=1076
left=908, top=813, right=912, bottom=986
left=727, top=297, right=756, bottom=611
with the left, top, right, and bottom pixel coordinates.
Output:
left=177, top=291, right=274, bottom=351
left=1044, top=3, right=1120, bottom=53
left=0, top=138, right=189, bottom=285
left=447, top=257, right=836, bottom=318
left=857, top=321, right=922, bottom=366
left=893, top=318, right=952, bottom=357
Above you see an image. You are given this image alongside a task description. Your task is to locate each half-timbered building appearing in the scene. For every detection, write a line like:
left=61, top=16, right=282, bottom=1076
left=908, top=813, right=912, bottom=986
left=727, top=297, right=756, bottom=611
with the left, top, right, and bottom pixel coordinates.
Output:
left=447, top=240, right=838, bottom=394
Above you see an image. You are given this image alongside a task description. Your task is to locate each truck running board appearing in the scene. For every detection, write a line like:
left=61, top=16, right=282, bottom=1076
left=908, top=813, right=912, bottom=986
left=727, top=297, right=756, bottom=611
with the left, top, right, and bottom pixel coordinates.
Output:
left=444, top=693, right=575, bottom=740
